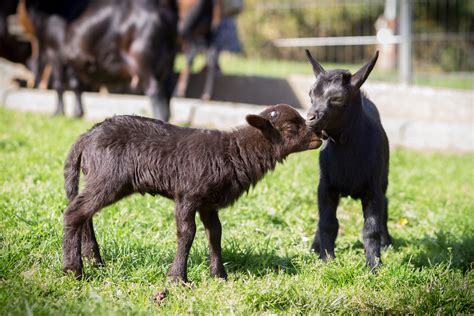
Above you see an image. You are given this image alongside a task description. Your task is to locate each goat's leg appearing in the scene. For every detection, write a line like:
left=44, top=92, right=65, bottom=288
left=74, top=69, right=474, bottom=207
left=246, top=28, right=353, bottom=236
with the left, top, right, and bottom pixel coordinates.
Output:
left=168, top=201, right=196, bottom=283
left=33, top=52, right=46, bottom=89
left=312, top=182, right=339, bottom=260
left=81, top=218, right=103, bottom=266
left=361, top=192, right=383, bottom=269
left=175, top=47, right=196, bottom=98
left=380, top=196, right=392, bottom=248
left=51, top=62, right=65, bottom=116
left=68, top=67, right=84, bottom=118
left=146, top=78, right=170, bottom=122
left=199, top=210, right=227, bottom=279
left=202, top=45, right=219, bottom=101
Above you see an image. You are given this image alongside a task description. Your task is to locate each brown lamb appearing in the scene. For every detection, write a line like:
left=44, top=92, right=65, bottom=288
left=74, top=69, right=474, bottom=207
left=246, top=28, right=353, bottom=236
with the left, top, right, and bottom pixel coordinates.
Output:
left=62, top=104, right=322, bottom=283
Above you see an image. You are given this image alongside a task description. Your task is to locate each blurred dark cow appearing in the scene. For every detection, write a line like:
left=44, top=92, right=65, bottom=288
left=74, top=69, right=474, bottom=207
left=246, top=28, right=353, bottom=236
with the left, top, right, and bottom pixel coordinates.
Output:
left=22, top=0, right=178, bottom=121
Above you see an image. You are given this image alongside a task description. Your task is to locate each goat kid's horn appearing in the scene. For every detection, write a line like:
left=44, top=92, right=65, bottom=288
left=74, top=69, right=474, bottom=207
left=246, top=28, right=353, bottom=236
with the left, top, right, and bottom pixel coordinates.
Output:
left=305, top=49, right=325, bottom=77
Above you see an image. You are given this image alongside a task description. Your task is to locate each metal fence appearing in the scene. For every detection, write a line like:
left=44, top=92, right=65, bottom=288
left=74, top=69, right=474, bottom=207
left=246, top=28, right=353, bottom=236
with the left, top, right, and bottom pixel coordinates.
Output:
left=230, top=0, right=474, bottom=88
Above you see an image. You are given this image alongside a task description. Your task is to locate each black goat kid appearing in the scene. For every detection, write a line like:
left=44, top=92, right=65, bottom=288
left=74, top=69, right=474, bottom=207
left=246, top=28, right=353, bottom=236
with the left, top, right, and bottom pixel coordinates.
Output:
left=62, top=104, right=322, bottom=282
left=305, top=49, right=392, bottom=269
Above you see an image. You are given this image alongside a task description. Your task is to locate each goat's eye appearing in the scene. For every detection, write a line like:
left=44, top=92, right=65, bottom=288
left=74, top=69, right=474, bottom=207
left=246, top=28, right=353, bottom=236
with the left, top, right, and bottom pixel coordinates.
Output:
left=270, top=111, right=277, bottom=118
left=330, top=97, right=344, bottom=106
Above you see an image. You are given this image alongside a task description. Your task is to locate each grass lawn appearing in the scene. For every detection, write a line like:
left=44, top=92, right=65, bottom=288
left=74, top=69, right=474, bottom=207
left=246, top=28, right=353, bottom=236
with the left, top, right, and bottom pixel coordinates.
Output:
left=175, top=53, right=474, bottom=90
left=0, top=108, right=473, bottom=314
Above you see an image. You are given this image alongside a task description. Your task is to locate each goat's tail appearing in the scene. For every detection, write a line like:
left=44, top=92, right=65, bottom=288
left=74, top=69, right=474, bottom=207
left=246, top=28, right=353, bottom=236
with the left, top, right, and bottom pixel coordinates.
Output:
left=64, top=135, right=87, bottom=201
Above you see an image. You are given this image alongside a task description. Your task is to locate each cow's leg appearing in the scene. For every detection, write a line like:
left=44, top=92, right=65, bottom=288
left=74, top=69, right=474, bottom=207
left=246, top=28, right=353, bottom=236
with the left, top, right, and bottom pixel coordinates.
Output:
left=361, top=191, right=383, bottom=269
left=312, top=181, right=340, bottom=260
left=202, top=45, right=218, bottom=101
left=199, top=209, right=227, bottom=279
left=168, top=201, right=196, bottom=283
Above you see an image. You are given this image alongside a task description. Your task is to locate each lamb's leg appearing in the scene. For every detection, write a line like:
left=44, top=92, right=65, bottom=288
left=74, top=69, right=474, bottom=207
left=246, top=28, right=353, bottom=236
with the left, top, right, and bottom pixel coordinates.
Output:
left=312, top=182, right=339, bottom=260
left=361, top=193, right=383, bottom=269
left=81, top=218, right=103, bottom=266
left=63, top=194, right=101, bottom=279
left=199, top=210, right=227, bottom=279
left=168, top=201, right=196, bottom=283
left=381, top=196, right=392, bottom=248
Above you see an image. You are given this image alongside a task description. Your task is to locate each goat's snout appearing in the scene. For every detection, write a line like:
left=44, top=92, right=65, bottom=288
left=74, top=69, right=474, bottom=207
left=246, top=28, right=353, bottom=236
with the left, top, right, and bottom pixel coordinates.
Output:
left=306, top=111, right=322, bottom=127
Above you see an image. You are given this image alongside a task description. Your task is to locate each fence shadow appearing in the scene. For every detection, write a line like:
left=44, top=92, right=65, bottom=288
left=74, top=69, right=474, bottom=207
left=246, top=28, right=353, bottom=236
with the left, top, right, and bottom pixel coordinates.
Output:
left=184, top=73, right=304, bottom=108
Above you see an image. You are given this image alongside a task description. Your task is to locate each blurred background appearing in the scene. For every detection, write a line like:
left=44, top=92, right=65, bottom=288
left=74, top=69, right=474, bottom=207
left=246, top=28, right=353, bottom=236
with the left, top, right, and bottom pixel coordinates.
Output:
left=187, top=0, right=474, bottom=89
left=1, top=0, right=473, bottom=150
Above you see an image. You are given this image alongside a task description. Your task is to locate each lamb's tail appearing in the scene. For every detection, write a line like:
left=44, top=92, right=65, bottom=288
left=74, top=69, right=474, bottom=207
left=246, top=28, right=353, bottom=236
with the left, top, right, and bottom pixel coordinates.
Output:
left=64, top=135, right=87, bottom=201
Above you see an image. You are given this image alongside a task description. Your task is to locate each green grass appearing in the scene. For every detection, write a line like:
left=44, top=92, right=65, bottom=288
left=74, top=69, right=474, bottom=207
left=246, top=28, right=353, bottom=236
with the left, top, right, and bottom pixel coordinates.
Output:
left=0, top=107, right=473, bottom=314
left=175, top=53, right=474, bottom=90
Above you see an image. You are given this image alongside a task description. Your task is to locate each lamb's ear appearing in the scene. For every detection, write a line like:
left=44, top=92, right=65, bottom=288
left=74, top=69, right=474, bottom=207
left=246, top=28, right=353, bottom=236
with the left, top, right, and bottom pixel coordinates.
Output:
left=305, top=49, right=325, bottom=77
left=351, top=51, right=379, bottom=89
left=246, top=114, right=272, bottom=132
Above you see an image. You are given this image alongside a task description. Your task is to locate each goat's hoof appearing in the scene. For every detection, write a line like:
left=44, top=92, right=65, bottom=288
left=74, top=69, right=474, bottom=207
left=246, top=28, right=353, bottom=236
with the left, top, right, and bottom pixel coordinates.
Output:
left=201, top=93, right=211, bottom=101
left=71, top=111, right=84, bottom=119
left=381, top=236, right=392, bottom=249
left=52, top=111, right=64, bottom=117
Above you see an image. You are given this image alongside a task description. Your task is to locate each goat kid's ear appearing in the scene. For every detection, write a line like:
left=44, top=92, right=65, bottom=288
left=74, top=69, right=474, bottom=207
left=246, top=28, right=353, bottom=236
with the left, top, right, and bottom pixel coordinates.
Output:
left=246, top=114, right=272, bottom=132
left=351, top=50, right=379, bottom=89
left=305, top=49, right=325, bottom=77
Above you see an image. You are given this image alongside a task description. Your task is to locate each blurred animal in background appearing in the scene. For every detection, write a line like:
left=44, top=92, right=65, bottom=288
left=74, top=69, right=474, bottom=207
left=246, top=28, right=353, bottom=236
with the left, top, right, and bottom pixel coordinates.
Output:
left=0, top=0, right=32, bottom=77
left=175, top=0, right=242, bottom=101
left=62, top=104, right=321, bottom=282
left=19, top=0, right=178, bottom=121
left=304, top=49, right=392, bottom=270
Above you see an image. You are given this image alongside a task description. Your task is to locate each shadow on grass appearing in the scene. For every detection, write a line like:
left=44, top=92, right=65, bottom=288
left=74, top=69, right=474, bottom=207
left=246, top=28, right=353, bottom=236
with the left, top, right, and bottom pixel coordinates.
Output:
left=89, top=240, right=299, bottom=281
left=395, top=230, right=474, bottom=272
left=222, top=247, right=298, bottom=276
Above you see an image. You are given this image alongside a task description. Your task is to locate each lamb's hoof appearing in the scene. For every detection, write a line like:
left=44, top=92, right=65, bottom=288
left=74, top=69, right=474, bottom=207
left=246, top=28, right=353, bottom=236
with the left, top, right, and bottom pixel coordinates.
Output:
left=167, top=273, right=188, bottom=285
left=63, top=266, right=83, bottom=280
left=367, top=259, right=382, bottom=273
left=211, top=269, right=227, bottom=280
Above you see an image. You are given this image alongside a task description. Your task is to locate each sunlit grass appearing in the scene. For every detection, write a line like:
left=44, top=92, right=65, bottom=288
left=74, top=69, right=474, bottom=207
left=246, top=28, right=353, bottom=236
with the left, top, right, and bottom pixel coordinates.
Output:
left=175, top=53, right=474, bottom=90
left=0, top=108, right=473, bottom=314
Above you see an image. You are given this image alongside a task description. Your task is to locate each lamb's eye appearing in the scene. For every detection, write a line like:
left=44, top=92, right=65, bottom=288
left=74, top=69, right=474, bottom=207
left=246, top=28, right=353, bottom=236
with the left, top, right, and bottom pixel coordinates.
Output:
left=284, top=124, right=297, bottom=134
left=270, top=111, right=277, bottom=118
